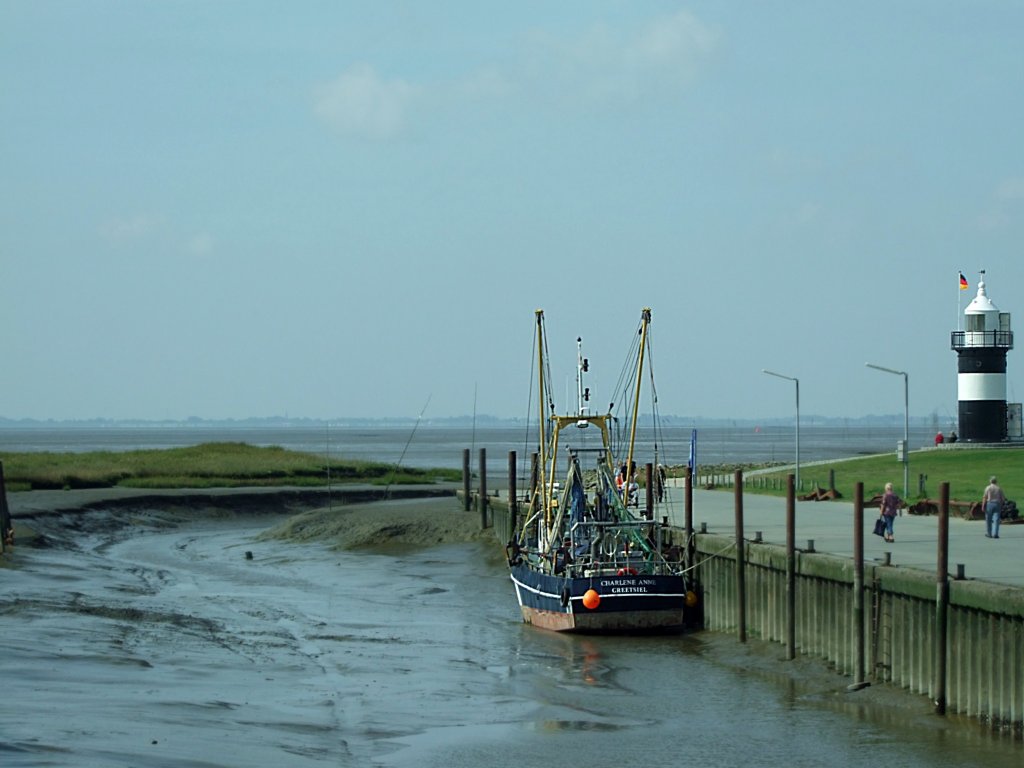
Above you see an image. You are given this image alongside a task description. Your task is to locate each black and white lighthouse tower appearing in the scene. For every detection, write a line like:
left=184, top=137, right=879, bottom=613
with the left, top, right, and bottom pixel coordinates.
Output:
left=951, top=273, right=1014, bottom=442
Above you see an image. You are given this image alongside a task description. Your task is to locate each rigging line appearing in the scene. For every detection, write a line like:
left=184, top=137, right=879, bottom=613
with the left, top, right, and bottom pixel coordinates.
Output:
left=610, top=316, right=643, bottom=413
left=522, top=319, right=540, bottom=502
left=614, top=321, right=638, bottom=454
left=608, top=315, right=645, bottom=457
left=384, top=393, right=432, bottom=500
left=676, top=540, right=738, bottom=576
left=470, top=382, right=478, bottom=478
left=645, top=322, right=659, bottom=406
left=541, top=316, right=555, bottom=416
left=645, top=328, right=663, bottom=461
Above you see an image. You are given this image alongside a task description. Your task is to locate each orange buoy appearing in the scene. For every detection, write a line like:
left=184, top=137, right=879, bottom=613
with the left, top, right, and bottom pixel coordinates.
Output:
left=582, top=589, right=601, bottom=610
left=685, top=590, right=698, bottom=608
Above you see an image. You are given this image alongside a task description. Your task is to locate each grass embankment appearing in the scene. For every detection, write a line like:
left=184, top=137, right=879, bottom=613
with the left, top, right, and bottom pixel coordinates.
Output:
left=0, top=442, right=461, bottom=493
left=681, top=449, right=1021, bottom=504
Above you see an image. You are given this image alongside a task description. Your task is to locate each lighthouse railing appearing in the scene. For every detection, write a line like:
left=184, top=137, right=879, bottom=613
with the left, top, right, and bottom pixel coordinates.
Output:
left=949, top=330, right=1014, bottom=350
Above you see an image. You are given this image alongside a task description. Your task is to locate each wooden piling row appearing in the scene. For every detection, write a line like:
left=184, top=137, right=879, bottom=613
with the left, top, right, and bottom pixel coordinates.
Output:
left=690, top=526, right=1023, bottom=732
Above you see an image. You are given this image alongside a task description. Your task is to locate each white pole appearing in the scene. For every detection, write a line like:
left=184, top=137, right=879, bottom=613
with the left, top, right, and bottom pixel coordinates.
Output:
left=762, top=369, right=800, bottom=490
left=866, top=363, right=910, bottom=499
left=902, top=372, right=909, bottom=499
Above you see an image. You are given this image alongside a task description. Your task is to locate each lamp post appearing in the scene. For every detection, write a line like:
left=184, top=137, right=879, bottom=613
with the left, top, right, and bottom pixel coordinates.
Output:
left=762, top=369, right=800, bottom=490
left=866, top=363, right=909, bottom=499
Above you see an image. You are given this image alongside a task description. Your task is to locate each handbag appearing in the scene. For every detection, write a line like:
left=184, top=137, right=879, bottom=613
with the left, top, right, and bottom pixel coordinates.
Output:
left=872, top=516, right=886, bottom=537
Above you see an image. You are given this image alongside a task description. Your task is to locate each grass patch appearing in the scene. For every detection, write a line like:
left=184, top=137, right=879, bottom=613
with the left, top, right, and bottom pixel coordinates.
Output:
left=0, top=442, right=461, bottom=491
left=684, top=448, right=1022, bottom=503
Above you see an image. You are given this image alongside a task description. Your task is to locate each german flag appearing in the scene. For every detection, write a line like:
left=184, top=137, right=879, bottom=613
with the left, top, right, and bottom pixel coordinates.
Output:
left=959, top=271, right=969, bottom=290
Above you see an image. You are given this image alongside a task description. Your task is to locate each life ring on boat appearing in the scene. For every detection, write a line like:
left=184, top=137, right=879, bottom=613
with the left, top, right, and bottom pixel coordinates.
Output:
left=560, top=586, right=571, bottom=608
left=617, top=567, right=638, bottom=576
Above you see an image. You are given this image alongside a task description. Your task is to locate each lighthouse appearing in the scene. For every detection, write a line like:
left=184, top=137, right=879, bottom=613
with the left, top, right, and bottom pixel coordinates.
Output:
left=950, top=274, right=1014, bottom=442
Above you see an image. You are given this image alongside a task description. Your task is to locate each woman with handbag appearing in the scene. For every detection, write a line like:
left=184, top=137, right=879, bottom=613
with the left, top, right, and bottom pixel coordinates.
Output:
left=880, top=482, right=901, bottom=543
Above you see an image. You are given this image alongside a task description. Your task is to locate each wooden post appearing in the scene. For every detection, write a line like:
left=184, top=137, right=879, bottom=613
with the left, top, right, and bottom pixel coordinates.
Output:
left=0, top=461, right=11, bottom=554
left=478, top=448, right=488, bottom=529
left=935, top=481, right=950, bottom=715
left=507, top=450, right=518, bottom=541
left=735, top=469, right=746, bottom=643
left=786, top=473, right=796, bottom=660
left=853, top=482, right=865, bottom=684
left=462, top=449, right=471, bottom=512
left=644, top=462, right=654, bottom=520
left=685, top=465, right=693, bottom=540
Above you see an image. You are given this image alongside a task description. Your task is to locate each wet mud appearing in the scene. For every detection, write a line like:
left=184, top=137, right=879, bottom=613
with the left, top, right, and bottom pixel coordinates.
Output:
left=1, top=497, right=1020, bottom=767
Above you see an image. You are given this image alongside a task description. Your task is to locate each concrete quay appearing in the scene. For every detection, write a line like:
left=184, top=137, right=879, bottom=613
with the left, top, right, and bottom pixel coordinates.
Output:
left=663, top=483, right=1023, bottom=588
left=651, top=482, right=1023, bottom=731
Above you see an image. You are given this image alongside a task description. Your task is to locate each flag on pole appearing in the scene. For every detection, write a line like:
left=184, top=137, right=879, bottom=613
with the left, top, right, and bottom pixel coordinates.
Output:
left=959, top=271, right=969, bottom=290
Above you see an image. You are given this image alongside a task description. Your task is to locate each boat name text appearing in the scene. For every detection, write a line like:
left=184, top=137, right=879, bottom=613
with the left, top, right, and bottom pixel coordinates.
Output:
left=599, top=577, right=657, bottom=594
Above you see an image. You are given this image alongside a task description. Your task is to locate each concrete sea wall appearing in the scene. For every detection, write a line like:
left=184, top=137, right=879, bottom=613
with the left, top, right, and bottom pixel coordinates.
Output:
left=684, top=531, right=1023, bottom=732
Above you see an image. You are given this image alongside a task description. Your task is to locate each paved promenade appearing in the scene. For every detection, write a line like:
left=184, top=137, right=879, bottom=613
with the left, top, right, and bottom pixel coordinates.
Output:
left=663, top=482, right=1022, bottom=587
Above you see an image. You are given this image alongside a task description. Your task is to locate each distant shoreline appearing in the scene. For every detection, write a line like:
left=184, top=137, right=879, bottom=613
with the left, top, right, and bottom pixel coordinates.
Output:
left=0, top=415, right=962, bottom=428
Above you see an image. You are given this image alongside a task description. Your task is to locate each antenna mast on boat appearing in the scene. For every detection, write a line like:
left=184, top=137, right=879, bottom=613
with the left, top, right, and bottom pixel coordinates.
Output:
left=576, top=336, right=590, bottom=425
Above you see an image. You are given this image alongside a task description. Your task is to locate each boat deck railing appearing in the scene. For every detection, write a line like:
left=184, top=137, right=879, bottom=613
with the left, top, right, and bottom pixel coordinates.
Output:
left=561, top=518, right=676, bottom=577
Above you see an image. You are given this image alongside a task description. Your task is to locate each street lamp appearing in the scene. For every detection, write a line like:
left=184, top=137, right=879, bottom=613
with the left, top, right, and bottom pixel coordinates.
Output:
left=762, top=369, right=800, bottom=490
left=866, top=362, right=909, bottom=499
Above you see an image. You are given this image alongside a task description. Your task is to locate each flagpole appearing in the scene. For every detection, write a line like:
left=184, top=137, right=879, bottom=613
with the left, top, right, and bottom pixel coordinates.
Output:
left=956, top=270, right=969, bottom=330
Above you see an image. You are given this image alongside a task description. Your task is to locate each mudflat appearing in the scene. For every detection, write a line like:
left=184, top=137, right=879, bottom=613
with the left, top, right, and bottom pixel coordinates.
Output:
left=4, top=486, right=490, bottom=551
left=259, top=496, right=495, bottom=549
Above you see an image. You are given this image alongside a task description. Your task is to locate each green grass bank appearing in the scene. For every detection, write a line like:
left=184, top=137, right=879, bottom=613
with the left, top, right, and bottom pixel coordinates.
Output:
left=0, top=442, right=461, bottom=492
left=672, top=447, right=1022, bottom=504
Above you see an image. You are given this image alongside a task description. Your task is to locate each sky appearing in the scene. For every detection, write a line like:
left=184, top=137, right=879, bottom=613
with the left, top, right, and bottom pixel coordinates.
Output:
left=2, top=1, right=1022, bottom=423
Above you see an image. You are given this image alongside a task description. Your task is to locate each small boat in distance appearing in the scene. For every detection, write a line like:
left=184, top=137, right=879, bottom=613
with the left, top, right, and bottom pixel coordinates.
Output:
left=507, top=308, right=694, bottom=632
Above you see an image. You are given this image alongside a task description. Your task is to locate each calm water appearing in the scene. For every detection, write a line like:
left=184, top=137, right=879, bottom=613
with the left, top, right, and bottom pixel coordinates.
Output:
left=1, top=511, right=1019, bottom=767
left=0, top=423, right=943, bottom=469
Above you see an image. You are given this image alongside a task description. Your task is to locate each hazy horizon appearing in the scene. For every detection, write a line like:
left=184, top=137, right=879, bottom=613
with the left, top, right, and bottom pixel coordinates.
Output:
left=0, top=412, right=962, bottom=428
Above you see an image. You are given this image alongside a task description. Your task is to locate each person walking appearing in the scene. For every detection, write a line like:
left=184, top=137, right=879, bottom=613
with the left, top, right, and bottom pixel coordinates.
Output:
left=982, top=476, right=1005, bottom=539
left=880, top=481, right=901, bottom=543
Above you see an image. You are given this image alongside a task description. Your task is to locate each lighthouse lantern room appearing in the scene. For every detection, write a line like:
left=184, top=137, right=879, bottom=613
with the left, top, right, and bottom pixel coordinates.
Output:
left=950, top=274, right=1014, bottom=442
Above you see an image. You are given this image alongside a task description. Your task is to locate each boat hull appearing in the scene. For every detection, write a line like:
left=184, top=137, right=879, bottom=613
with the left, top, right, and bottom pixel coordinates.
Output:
left=510, top=563, right=687, bottom=633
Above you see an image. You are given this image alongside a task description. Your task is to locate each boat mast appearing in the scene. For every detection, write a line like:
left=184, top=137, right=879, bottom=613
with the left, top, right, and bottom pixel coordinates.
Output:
left=535, top=310, right=549, bottom=534
left=624, top=308, right=651, bottom=499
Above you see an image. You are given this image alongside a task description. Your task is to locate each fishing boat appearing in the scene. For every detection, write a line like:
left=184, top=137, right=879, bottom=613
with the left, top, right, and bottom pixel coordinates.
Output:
left=506, top=308, right=694, bottom=632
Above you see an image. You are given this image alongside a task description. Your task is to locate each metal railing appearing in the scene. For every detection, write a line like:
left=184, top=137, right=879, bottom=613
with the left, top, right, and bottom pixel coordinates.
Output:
left=950, top=330, right=1014, bottom=350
